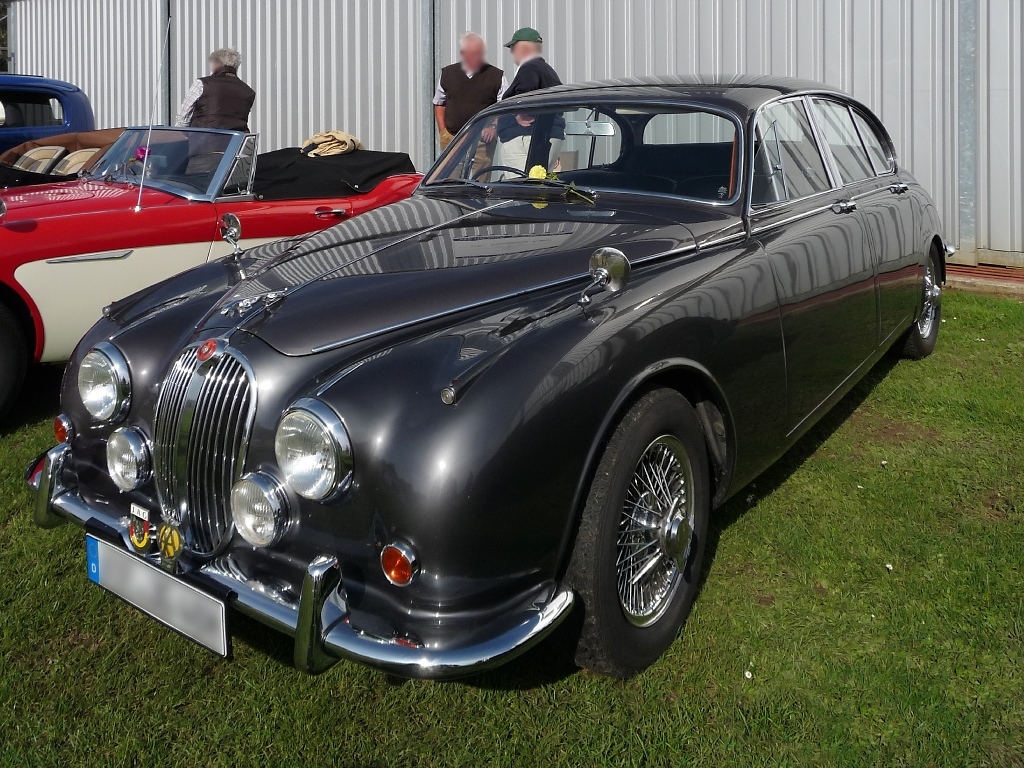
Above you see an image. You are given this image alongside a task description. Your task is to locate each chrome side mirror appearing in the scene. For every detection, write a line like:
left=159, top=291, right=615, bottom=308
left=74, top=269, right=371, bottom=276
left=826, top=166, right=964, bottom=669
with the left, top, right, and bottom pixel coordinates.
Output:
left=579, top=247, right=631, bottom=305
left=220, top=212, right=242, bottom=257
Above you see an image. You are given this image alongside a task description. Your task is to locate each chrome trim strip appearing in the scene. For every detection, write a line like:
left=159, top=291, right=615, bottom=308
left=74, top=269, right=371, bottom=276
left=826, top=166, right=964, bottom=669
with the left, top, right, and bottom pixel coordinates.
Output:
left=749, top=201, right=838, bottom=237
left=47, top=249, right=133, bottom=265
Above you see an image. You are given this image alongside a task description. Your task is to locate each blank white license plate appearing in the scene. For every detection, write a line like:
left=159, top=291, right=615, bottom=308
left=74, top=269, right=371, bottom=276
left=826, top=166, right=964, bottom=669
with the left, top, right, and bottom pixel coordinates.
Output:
left=86, top=535, right=229, bottom=656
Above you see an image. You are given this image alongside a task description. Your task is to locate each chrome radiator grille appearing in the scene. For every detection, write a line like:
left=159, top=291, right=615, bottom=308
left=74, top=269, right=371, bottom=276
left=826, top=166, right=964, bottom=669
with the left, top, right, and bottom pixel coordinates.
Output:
left=152, top=346, right=256, bottom=554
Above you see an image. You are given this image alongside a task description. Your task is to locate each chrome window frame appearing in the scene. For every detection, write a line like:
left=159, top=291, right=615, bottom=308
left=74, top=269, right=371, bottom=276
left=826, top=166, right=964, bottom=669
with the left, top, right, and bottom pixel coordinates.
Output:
left=848, top=105, right=897, bottom=177
left=745, top=92, right=901, bottom=221
left=806, top=96, right=888, bottom=186
left=427, top=98, right=746, bottom=208
left=746, top=95, right=837, bottom=214
left=215, top=132, right=261, bottom=202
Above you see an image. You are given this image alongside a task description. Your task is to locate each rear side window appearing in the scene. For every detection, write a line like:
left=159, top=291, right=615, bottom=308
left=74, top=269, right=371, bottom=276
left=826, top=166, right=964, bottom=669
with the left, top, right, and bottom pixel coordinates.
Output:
left=0, top=90, right=64, bottom=128
left=751, top=100, right=831, bottom=206
left=852, top=109, right=894, bottom=174
left=810, top=99, right=874, bottom=184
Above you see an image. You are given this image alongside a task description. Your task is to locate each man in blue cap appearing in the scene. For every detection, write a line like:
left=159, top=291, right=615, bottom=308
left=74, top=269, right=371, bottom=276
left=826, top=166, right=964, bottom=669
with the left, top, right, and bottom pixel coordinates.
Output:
left=497, top=27, right=563, bottom=175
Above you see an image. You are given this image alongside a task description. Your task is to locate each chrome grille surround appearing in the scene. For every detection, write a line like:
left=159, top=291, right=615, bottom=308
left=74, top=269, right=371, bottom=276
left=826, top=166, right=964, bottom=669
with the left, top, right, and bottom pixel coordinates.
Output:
left=152, top=343, right=257, bottom=555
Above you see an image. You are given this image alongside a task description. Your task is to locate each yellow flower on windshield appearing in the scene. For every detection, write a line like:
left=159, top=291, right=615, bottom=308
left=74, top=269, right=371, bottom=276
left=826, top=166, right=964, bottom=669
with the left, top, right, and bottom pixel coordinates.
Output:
left=528, top=165, right=548, bottom=180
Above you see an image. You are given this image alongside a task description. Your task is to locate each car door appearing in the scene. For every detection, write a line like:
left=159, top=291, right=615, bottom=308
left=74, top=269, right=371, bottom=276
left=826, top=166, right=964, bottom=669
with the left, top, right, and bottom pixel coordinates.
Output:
left=750, top=97, right=879, bottom=434
left=849, top=105, right=919, bottom=341
left=808, top=98, right=919, bottom=345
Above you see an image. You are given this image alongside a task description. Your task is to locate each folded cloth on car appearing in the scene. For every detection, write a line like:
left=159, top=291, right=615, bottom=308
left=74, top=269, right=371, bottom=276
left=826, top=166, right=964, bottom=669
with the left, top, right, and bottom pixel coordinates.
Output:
left=252, top=147, right=416, bottom=200
left=301, top=130, right=365, bottom=157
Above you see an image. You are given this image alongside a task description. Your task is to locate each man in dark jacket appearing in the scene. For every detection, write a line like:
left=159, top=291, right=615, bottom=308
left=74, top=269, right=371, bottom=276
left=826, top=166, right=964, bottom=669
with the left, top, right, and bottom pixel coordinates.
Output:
left=433, top=32, right=507, bottom=151
left=497, top=27, right=563, bottom=175
left=174, top=48, right=256, bottom=132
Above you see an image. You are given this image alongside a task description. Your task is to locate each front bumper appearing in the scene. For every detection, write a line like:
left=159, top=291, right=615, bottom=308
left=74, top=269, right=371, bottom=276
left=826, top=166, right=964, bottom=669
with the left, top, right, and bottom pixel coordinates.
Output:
left=28, top=444, right=575, bottom=679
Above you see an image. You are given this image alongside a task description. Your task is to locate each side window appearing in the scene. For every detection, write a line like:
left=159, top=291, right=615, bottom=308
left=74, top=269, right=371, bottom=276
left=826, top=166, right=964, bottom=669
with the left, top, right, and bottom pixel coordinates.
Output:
left=751, top=100, right=831, bottom=206
left=0, top=90, right=63, bottom=128
left=810, top=99, right=874, bottom=184
left=852, top=109, right=894, bottom=175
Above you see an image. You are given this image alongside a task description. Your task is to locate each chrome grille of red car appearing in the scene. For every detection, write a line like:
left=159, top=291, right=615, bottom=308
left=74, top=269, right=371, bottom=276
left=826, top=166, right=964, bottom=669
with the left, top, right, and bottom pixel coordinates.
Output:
left=152, top=345, right=255, bottom=555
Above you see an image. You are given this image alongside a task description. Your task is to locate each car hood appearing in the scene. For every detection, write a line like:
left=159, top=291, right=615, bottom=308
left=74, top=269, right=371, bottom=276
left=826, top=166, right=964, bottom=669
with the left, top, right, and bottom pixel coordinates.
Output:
left=0, top=179, right=176, bottom=218
left=195, top=194, right=737, bottom=356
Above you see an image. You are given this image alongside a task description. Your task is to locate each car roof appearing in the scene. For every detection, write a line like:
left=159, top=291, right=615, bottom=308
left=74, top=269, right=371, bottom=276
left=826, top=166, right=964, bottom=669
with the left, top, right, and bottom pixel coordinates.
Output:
left=502, top=74, right=850, bottom=118
left=0, top=74, right=85, bottom=93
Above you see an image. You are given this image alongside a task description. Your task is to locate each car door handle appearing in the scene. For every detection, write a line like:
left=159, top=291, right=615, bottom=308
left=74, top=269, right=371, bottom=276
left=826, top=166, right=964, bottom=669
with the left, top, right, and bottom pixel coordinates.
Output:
left=830, top=200, right=858, bottom=214
left=314, top=207, right=347, bottom=219
left=888, top=182, right=909, bottom=194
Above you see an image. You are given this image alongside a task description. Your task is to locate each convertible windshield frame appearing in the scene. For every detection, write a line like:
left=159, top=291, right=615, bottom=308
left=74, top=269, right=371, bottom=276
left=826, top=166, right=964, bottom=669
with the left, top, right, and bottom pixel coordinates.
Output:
left=423, top=98, right=746, bottom=208
left=88, top=126, right=251, bottom=203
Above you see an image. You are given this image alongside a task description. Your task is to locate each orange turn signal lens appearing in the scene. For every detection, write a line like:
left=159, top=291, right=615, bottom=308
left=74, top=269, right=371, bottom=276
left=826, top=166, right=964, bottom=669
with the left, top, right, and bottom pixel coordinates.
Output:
left=380, top=542, right=418, bottom=587
left=53, top=415, right=73, bottom=444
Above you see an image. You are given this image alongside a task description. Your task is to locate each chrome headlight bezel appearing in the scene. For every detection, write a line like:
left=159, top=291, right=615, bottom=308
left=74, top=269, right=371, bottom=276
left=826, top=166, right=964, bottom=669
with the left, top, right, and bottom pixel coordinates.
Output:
left=274, top=398, right=353, bottom=501
left=230, top=471, right=290, bottom=547
left=105, top=427, right=152, bottom=492
left=78, top=342, right=131, bottom=422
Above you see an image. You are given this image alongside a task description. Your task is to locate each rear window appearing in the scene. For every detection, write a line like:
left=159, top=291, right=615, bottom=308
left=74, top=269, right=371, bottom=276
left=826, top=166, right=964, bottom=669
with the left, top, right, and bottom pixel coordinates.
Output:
left=0, top=91, right=64, bottom=128
left=852, top=109, right=894, bottom=174
left=810, top=99, right=874, bottom=184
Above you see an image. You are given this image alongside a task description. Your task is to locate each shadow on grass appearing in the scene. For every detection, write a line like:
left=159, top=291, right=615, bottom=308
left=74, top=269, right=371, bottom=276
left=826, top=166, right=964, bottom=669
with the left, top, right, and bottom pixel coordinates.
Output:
left=462, top=351, right=902, bottom=691
left=0, top=363, right=64, bottom=436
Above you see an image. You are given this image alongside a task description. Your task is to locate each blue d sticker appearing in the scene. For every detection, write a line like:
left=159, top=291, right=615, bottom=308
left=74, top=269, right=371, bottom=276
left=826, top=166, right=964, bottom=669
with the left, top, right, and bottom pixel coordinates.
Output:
left=86, top=536, right=100, bottom=584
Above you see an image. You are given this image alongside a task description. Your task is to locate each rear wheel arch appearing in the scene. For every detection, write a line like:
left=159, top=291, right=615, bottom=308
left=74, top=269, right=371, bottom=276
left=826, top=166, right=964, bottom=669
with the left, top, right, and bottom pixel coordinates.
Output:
left=930, top=235, right=947, bottom=283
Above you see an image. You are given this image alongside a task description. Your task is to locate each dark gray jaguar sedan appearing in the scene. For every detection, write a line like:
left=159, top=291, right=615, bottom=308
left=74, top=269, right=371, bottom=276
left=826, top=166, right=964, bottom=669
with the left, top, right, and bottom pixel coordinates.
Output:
left=29, top=75, right=951, bottom=679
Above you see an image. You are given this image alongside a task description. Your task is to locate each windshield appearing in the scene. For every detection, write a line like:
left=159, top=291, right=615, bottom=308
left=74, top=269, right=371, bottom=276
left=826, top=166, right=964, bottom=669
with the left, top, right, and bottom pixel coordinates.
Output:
left=86, top=128, right=239, bottom=198
left=425, top=103, right=741, bottom=202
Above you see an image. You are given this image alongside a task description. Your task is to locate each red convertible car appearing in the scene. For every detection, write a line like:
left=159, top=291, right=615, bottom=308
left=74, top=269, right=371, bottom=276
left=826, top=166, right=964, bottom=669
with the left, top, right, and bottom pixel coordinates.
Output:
left=0, top=126, right=420, bottom=416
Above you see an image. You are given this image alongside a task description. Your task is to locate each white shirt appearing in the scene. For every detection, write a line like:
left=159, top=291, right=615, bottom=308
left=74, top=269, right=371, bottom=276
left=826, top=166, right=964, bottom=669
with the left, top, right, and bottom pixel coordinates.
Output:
left=174, top=79, right=205, bottom=127
left=432, top=65, right=509, bottom=107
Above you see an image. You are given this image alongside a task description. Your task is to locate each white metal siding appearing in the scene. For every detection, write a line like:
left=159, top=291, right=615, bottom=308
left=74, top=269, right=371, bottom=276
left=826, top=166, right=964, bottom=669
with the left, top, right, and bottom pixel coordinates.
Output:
left=7, top=0, right=169, bottom=127
left=976, top=0, right=1023, bottom=256
left=169, top=0, right=429, bottom=169
left=436, top=0, right=959, bottom=248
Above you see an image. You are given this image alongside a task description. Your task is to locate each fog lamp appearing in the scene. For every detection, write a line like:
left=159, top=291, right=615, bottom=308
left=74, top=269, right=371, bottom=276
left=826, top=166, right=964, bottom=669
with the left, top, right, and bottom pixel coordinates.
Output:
left=105, top=427, right=151, bottom=492
left=54, top=414, right=73, bottom=444
left=381, top=542, right=419, bottom=587
left=231, top=472, right=289, bottom=547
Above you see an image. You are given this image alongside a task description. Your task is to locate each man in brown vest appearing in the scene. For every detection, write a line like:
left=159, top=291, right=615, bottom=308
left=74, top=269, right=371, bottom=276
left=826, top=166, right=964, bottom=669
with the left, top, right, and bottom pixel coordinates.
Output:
left=174, top=48, right=256, bottom=132
left=433, top=32, right=507, bottom=168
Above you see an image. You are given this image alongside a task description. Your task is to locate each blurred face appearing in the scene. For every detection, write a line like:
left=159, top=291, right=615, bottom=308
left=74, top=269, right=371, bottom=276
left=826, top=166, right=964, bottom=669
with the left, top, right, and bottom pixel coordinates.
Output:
left=460, top=38, right=486, bottom=73
left=208, top=57, right=222, bottom=74
left=510, top=41, right=539, bottom=65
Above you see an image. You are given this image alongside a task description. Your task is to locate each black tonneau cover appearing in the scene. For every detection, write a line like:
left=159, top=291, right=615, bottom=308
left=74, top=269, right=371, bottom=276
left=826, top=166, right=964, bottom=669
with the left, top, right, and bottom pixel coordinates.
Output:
left=253, top=148, right=416, bottom=201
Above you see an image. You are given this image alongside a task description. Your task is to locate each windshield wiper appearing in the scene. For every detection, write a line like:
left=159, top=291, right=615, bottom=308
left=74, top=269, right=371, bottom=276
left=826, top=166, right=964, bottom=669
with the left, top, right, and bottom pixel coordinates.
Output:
left=423, top=177, right=491, bottom=194
left=497, top=177, right=596, bottom=204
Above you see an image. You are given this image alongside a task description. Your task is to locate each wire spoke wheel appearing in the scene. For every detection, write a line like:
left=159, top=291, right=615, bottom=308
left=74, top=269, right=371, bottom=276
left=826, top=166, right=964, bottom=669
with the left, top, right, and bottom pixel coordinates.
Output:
left=917, top=256, right=941, bottom=338
left=616, top=434, right=695, bottom=626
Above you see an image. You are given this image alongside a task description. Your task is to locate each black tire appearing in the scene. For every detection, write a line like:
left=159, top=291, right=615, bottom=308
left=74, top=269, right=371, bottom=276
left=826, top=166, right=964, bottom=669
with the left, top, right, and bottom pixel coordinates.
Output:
left=901, top=247, right=942, bottom=359
left=566, top=388, right=711, bottom=678
left=0, top=302, right=27, bottom=422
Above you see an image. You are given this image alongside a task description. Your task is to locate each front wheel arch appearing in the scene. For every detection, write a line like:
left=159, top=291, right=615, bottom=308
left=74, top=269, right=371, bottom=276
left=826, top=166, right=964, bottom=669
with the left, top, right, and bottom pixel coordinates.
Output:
left=556, top=359, right=735, bottom=581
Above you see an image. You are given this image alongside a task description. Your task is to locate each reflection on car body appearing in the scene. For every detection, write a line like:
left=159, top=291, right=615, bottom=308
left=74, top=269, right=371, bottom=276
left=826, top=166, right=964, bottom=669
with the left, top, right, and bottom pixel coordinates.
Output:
left=30, top=75, right=951, bottom=680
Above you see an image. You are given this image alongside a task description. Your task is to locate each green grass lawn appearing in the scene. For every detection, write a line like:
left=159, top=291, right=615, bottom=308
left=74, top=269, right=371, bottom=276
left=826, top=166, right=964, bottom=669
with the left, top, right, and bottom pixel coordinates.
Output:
left=1, top=290, right=1021, bottom=767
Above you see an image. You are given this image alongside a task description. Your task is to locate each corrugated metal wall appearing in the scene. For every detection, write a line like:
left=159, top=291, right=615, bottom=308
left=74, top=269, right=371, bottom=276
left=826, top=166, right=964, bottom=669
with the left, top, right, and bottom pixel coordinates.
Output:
left=168, top=0, right=430, bottom=170
left=435, top=0, right=959, bottom=253
left=976, top=0, right=1023, bottom=259
left=6, top=0, right=1023, bottom=262
left=7, top=0, right=169, bottom=126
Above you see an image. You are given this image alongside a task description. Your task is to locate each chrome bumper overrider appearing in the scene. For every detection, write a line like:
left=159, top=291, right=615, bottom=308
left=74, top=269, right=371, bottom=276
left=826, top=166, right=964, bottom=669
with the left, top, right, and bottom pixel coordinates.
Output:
left=27, top=444, right=575, bottom=679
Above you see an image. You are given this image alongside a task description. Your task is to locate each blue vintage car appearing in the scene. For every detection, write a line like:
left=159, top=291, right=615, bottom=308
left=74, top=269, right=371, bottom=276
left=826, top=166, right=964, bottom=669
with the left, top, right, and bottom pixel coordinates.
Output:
left=0, top=74, right=96, bottom=154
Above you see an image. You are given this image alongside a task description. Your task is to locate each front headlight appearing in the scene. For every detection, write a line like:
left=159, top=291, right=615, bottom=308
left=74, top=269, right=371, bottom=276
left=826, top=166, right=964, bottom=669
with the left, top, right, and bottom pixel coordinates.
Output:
left=78, top=343, right=131, bottom=421
left=274, top=398, right=353, bottom=500
left=106, top=427, right=151, bottom=491
left=231, top=472, right=289, bottom=547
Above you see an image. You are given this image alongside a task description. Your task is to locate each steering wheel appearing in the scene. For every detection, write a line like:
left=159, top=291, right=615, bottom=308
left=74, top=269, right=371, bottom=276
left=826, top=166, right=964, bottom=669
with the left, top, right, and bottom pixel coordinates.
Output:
left=471, top=165, right=527, bottom=180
